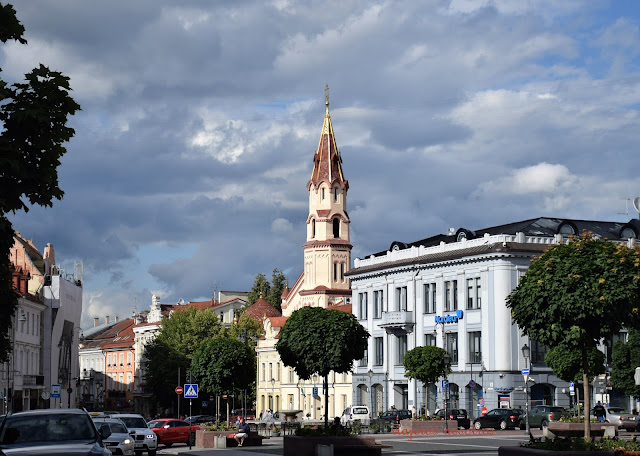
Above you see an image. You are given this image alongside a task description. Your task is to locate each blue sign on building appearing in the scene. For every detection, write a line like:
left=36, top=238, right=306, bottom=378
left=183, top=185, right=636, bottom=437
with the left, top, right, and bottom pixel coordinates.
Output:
left=435, top=310, right=464, bottom=324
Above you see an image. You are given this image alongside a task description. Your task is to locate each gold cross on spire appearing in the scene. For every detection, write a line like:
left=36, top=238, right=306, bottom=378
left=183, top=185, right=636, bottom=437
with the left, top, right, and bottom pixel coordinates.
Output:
left=325, top=84, right=330, bottom=108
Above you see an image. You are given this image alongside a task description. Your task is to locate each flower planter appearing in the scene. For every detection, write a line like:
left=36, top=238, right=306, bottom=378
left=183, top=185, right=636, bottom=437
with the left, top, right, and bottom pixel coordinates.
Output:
left=195, top=430, right=234, bottom=448
left=498, top=447, right=615, bottom=456
left=545, top=423, right=617, bottom=438
left=399, top=419, right=459, bottom=435
left=284, top=435, right=389, bottom=456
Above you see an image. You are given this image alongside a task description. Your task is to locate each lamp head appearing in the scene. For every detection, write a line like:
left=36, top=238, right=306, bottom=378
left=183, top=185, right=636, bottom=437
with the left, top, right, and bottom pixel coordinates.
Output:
left=521, top=344, right=530, bottom=359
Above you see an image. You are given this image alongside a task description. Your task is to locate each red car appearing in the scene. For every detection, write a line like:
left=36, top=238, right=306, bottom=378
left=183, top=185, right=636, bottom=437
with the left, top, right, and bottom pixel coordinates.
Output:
left=147, top=418, right=200, bottom=446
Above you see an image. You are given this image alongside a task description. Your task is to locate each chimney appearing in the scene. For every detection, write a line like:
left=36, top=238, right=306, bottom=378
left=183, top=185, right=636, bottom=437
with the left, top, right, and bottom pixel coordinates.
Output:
left=115, top=316, right=119, bottom=323
left=105, top=316, right=110, bottom=325
left=94, top=317, right=99, bottom=327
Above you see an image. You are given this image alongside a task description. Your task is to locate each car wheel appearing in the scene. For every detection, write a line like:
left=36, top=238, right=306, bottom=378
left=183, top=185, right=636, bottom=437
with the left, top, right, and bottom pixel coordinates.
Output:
left=499, top=420, right=507, bottom=430
left=135, top=451, right=142, bottom=456
left=149, top=451, right=157, bottom=456
left=540, top=420, right=548, bottom=430
left=164, top=443, right=173, bottom=447
left=474, top=421, right=482, bottom=430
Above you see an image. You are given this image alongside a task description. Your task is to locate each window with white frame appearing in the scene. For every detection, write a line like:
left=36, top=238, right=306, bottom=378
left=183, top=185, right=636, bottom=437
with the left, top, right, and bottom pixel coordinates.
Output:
left=397, top=335, right=408, bottom=364
left=445, top=280, right=458, bottom=311
left=374, top=337, right=384, bottom=366
left=373, top=290, right=383, bottom=319
left=468, top=331, right=481, bottom=363
left=476, top=278, right=481, bottom=309
left=395, top=286, right=407, bottom=311
left=423, top=283, right=436, bottom=314
left=446, top=333, right=458, bottom=363
left=359, top=349, right=368, bottom=367
left=424, top=333, right=436, bottom=346
left=359, top=292, right=368, bottom=320
left=467, top=278, right=481, bottom=310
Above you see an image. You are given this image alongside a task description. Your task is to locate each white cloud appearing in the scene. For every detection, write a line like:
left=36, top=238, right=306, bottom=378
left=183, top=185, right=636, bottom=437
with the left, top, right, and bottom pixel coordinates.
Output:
left=475, top=163, right=577, bottom=195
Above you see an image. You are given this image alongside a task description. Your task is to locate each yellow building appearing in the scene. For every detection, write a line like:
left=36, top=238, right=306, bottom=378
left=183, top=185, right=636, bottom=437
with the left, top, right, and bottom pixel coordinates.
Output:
left=255, top=89, right=354, bottom=420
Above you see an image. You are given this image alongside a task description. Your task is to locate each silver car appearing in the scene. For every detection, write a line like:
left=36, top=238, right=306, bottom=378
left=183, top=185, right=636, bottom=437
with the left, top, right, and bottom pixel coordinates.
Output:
left=604, top=407, right=637, bottom=431
left=92, top=417, right=134, bottom=456
left=110, top=414, right=157, bottom=456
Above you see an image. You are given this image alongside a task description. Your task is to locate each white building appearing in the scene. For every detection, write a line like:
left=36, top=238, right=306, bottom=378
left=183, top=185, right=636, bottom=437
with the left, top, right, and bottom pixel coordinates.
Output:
left=348, top=218, right=637, bottom=418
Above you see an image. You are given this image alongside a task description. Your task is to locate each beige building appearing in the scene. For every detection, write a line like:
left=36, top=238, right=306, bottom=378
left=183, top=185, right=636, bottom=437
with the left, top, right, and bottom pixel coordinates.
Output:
left=255, top=91, right=354, bottom=420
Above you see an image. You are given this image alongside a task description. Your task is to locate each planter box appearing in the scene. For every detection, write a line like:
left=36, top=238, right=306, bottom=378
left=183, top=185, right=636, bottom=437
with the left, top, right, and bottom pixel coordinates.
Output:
left=546, top=423, right=617, bottom=438
left=498, top=447, right=615, bottom=456
left=284, top=435, right=390, bottom=456
left=399, top=419, right=459, bottom=435
left=195, top=430, right=234, bottom=448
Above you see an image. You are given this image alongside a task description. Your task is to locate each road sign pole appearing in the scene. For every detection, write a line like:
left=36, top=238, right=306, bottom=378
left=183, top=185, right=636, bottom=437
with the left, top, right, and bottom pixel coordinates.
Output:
left=189, top=399, right=193, bottom=449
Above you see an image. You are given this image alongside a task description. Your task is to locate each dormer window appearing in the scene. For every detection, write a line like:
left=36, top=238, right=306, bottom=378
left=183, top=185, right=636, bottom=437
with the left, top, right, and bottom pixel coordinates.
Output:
left=558, top=223, right=576, bottom=236
left=621, top=227, right=637, bottom=239
left=457, top=232, right=467, bottom=242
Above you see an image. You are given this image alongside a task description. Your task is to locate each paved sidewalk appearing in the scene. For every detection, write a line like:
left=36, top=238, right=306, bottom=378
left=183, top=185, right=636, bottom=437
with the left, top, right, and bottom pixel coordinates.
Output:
left=158, top=436, right=283, bottom=455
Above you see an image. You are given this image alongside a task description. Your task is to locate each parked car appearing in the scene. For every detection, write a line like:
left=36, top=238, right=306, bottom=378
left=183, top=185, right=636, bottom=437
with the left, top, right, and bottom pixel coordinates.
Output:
left=0, top=408, right=112, bottom=455
left=110, top=413, right=158, bottom=456
left=184, top=415, right=216, bottom=425
left=473, top=408, right=521, bottom=430
left=92, top=417, right=135, bottom=456
left=146, top=419, right=200, bottom=446
left=593, top=406, right=637, bottom=430
left=378, top=409, right=412, bottom=423
left=519, top=405, right=570, bottom=430
left=340, top=406, right=371, bottom=426
left=435, top=408, right=471, bottom=429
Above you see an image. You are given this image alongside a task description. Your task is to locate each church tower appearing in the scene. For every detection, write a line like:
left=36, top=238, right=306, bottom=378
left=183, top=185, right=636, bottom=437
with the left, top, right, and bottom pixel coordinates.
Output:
left=302, top=86, right=352, bottom=308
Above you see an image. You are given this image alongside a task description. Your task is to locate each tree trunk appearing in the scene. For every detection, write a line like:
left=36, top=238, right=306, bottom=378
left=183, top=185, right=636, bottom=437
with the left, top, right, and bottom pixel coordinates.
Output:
left=324, top=374, right=329, bottom=428
left=582, top=346, right=591, bottom=440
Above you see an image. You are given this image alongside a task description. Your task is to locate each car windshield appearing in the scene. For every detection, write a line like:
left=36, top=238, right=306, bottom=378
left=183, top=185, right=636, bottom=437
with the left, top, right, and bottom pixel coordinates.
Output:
left=117, top=417, right=147, bottom=428
left=106, top=422, right=128, bottom=434
left=608, top=408, right=626, bottom=413
left=147, top=421, right=164, bottom=428
left=0, top=413, right=97, bottom=444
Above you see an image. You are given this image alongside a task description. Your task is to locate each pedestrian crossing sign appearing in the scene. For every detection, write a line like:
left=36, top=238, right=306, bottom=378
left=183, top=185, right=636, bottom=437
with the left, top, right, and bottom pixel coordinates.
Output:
left=184, top=384, right=198, bottom=398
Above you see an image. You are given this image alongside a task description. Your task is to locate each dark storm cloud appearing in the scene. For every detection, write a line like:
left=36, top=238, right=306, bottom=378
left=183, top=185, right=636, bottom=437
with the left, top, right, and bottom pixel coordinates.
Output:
left=5, top=0, right=640, bottom=326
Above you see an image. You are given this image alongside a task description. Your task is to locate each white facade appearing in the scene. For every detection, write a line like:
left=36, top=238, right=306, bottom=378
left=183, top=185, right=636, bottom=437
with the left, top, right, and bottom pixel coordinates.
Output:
left=348, top=220, right=639, bottom=419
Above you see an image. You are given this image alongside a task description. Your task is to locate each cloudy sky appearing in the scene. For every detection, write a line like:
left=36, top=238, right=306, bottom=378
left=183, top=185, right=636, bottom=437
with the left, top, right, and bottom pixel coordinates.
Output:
left=5, top=0, right=640, bottom=328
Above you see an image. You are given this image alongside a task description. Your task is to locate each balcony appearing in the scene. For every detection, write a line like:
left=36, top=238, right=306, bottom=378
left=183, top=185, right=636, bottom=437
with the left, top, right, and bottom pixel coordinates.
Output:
left=380, top=311, right=414, bottom=334
left=22, top=375, right=45, bottom=386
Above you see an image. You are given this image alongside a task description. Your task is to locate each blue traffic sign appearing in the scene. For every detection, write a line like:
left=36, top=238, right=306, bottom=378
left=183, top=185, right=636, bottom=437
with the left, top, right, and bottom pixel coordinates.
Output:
left=442, top=380, right=449, bottom=391
left=51, top=384, right=61, bottom=398
left=522, top=368, right=529, bottom=375
left=184, top=384, right=198, bottom=398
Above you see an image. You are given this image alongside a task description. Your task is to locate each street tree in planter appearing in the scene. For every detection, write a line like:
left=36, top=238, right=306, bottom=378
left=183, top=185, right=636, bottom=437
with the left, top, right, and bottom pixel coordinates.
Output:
left=276, top=306, right=370, bottom=428
left=507, top=232, right=640, bottom=439
left=0, top=3, right=80, bottom=361
left=190, top=337, right=255, bottom=422
left=404, top=346, right=450, bottom=418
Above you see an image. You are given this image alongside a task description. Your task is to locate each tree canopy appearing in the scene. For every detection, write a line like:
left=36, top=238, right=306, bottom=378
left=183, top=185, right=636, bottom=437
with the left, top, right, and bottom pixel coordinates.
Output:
left=611, top=329, right=640, bottom=400
left=276, top=306, right=369, bottom=426
left=403, top=345, right=451, bottom=386
left=507, top=233, right=640, bottom=438
left=247, top=268, right=287, bottom=311
left=143, top=307, right=224, bottom=408
left=0, top=3, right=80, bottom=362
left=544, top=342, right=605, bottom=384
left=190, top=337, right=255, bottom=397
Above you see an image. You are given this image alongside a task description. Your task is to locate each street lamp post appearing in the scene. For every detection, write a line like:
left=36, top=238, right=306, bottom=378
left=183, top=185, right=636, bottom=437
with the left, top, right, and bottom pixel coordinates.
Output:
left=522, top=344, right=530, bottom=433
left=368, top=369, right=373, bottom=413
left=443, top=352, right=451, bottom=432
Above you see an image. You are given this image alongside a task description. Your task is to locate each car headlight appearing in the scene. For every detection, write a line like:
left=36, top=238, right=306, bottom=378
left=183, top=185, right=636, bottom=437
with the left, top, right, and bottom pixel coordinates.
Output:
left=122, top=438, right=132, bottom=445
left=147, top=434, right=156, bottom=439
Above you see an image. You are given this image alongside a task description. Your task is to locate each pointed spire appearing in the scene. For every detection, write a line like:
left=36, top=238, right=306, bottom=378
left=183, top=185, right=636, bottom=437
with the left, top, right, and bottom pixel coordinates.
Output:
left=308, top=85, right=348, bottom=190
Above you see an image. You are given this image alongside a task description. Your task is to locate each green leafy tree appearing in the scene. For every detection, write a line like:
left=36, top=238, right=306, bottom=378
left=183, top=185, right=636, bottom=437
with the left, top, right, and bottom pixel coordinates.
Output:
left=544, top=343, right=605, bottom=384
left=404, top=345, right=451, bottom=386
left=144, top=307, right=224, bottom=408
left=0, top=3, right=80, bottom=361
left=224, top=313, right=265, bottom=350
left=247, top=268, right=287, bottom=311
left=507, top=233, right=640, bottom=438
left=247, top=273, right=270, bottom=306
left=190, top=337, right=255, bottom=417
left=276, top=306, right=370, bottom=427
left=611, top=329, right=640, bottom=399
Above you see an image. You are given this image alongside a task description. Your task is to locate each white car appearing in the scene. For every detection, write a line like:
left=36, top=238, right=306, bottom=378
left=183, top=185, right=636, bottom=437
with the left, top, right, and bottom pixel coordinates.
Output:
left=92, top=417, right=134, bottom=456
left=340, top=406, right=371, bottom=426
left=110, top=413, right=158, bottom=456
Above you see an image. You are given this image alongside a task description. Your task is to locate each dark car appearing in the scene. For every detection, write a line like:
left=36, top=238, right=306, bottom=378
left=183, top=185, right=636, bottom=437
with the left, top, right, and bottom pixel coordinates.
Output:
left=0, top=408, right=112, bottom=455
left=435, top=408, right=471, bottom=429
left=519, top=405, right=570, bottom=430
left=379, top=410, right=412, bottom=423
left=474, top=408, right=522, bottom=430
left=184, top=415, right=216, bottom=425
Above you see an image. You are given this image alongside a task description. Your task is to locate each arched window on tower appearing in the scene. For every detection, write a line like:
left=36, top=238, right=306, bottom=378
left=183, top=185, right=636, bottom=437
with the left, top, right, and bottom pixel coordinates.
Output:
left=312, top=219, right=316, bottom=238
left=334, top=187, right=339, bottom=202
left=333, top=218, right=340, bottom=238
left=321, top=188, right=325, bottom=200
